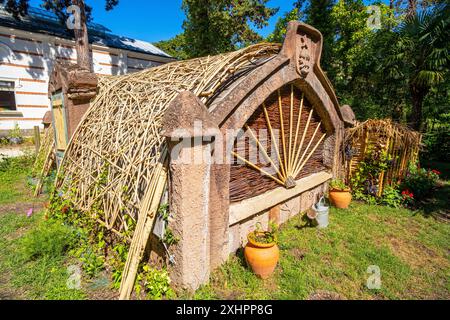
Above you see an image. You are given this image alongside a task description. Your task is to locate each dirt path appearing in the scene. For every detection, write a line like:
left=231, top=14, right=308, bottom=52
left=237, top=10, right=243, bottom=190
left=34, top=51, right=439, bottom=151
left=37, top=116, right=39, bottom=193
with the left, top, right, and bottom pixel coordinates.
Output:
left=0, top=146, right=34, bottom=161
left=0, top=202, right=45, bottom=216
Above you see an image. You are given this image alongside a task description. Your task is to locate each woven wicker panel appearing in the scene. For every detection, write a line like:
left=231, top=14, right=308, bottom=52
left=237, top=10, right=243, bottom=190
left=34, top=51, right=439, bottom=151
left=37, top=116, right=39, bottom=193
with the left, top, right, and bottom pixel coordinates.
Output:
left=230, top=84, right=326, bottom=202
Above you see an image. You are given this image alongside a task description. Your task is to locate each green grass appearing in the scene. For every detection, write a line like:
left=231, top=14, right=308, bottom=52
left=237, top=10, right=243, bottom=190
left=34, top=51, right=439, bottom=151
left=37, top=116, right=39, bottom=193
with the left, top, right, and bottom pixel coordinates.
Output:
left=1, top=155, right=449, bottom=300
left=0, top=154, right=37, bottom=204
left=192, top=202, right=450, bottom=300
left=0, top=155, right=86, bottom=300
left=0, top=211, right=87, bottom=300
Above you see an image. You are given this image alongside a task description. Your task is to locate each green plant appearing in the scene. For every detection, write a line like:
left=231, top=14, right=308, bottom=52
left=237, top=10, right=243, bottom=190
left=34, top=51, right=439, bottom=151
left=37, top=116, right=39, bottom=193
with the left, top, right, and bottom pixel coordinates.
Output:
left=163, top=228, right=179, bottom=246
left=422, top=127, right=450, bottom=162
left=110, top=242, right=128, bottom=289
left=0, top=153, right=35, bottom=173
left=248, top=222, right=278, bottom=245
left=19, top=220, right=77, bottom=261
left=135, top=265, right=175, bottom=300
left=70, top=227, right=107, bottom=278
left=8, top=122, right=22, bottom=139
left=0, top=136, right=8, bottom=146
left=401, top=162, right=440, bottom=201
left=78, top=248, right=105, bottom=277
left=330, top=179, right=349, bottom=191
left=158, top=203, right=179, bottom=246
left=380, top=185, right=403, bottom=208
left=351, top=146, right=392, bottom=200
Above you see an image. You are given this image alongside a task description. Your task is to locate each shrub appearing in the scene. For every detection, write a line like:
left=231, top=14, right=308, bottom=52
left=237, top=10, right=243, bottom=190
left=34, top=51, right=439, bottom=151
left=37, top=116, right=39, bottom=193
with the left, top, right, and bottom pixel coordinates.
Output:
left=401, top=163, right=440, bottom=201
left=0, top=153, right=35, bottom=173
left=422, top=128, right=450, bottom=161
left=351, top=147, right=392, bottom=199
left=8, top=123, right=23, bottom=145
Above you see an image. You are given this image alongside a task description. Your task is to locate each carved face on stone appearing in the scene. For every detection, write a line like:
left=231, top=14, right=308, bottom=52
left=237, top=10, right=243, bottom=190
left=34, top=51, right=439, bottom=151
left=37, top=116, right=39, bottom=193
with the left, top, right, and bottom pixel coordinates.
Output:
left=297, top=34, right=313, bottom=78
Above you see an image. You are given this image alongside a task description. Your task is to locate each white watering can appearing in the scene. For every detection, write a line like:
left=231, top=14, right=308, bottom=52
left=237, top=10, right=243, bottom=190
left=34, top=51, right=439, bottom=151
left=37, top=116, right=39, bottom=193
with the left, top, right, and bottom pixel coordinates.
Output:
left=311, top=196, right=329, bottom=229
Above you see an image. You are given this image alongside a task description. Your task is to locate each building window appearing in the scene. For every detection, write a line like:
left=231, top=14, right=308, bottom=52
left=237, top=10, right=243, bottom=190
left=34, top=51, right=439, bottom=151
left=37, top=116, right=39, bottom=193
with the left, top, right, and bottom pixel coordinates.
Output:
left=0, top=80, right=16, bottom=112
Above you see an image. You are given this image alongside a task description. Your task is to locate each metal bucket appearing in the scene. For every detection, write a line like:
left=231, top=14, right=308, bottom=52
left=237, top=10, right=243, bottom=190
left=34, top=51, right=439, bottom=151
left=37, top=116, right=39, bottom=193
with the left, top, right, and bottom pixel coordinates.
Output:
left=312, top=197, right=329, bottom=229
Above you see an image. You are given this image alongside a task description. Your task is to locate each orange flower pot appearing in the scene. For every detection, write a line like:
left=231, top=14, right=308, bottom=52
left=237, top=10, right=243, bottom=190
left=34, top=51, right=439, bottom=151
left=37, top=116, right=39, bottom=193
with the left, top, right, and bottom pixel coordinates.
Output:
left=244, top=233, right=279, bottom=279
left=329, top=189, right=352, bottom=209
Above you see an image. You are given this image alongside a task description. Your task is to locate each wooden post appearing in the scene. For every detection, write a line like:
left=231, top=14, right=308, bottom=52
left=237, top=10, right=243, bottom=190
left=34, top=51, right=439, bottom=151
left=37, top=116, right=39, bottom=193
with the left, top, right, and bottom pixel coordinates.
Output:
left=34, top=126, right=41, bottom=154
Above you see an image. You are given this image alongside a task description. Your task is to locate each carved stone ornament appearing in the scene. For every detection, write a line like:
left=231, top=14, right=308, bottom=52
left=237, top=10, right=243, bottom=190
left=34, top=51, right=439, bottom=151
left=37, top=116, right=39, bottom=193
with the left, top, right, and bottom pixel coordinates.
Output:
left=297, top=34, right=313, bottom=78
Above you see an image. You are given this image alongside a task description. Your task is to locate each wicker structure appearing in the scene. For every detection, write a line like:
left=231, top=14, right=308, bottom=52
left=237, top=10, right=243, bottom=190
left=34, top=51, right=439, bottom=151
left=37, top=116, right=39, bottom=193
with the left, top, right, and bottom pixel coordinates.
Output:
left=345, top=119, right=422, bottom=196
left=47, top=22, right=352, bottom=298
left=55, top=43, right=281, bottom=237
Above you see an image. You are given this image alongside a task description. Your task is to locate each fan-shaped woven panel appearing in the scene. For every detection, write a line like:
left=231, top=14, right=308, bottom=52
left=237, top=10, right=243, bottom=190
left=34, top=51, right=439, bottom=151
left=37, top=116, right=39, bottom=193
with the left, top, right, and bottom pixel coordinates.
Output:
left=55, top=43, right=281, bottom=236
left=230, top=83, right=326, bottom=202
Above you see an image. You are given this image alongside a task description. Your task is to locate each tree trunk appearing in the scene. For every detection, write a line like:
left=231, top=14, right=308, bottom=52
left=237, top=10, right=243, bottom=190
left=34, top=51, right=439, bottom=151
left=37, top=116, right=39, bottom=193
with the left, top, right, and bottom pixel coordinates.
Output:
left=73, top=0, right=92, bottom=72
left=409, top=84, right=428, bottom=132
left=391, top=103, right=403, bottom=122
left=406, top=0, right=417, bottom=18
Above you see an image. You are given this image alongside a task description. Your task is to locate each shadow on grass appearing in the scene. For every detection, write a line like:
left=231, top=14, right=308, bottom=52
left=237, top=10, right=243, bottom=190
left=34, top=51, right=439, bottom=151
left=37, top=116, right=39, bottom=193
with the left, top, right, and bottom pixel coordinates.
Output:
left=419, top=183, right=450, bottom=217
left=294, top=214, right=317, bottom=230
left=234, top=248, right=248, bottom=269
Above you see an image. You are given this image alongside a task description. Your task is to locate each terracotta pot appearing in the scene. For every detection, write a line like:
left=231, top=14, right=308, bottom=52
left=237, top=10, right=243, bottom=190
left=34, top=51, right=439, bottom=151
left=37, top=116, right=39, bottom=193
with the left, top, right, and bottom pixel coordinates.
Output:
left=244, top=233, right=279, bottom=279
left=329, top=189, right=352, bottom=209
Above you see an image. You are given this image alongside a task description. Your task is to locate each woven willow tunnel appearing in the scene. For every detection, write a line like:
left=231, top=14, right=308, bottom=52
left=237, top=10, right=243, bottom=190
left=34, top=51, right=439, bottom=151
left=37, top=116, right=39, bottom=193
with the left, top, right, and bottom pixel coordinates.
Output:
left=54, top=43, right=281, bottom=298
left=345, top=119, right=422, bottom=196
left=56, top=43, right=280, bottom=236
left=48, top=21, right=350, bottom=298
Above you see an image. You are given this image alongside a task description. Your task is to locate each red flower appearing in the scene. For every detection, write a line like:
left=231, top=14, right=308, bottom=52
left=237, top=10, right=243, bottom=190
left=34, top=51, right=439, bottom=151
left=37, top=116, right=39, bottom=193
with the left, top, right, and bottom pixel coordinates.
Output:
left=402, top=190, right=414, bottom=199
left=431, top=170, right=441, bottom=175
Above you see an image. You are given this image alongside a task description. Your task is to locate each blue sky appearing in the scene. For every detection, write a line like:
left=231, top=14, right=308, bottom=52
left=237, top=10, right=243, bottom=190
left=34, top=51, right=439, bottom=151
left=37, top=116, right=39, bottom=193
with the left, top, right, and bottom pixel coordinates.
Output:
left=27, top=0, right=299, bottom=43
left=29, top=0, right=388, bottom=43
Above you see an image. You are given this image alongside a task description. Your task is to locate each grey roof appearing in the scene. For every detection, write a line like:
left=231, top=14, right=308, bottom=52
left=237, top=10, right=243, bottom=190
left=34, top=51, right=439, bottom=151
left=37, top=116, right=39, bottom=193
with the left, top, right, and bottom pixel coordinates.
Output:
left=0, top=5, right=172, bottom=59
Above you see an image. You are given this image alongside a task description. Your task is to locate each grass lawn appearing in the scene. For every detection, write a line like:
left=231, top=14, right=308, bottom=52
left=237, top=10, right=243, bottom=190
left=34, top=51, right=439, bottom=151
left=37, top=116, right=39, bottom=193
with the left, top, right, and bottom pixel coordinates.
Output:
left=1, top=156, right=449, bottom=300
left=0, top=156, right=86, bottom=299
left=191, top=162, right=450, bottom=300
left=192, top=203, right=449, bottom=300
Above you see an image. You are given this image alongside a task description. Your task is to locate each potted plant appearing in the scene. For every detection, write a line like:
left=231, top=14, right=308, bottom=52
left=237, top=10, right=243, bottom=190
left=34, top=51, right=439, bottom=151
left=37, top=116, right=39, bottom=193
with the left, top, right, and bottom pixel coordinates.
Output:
left=244, top=222, right=279, bottom=279
left=329, top=179, right=352, bottom=209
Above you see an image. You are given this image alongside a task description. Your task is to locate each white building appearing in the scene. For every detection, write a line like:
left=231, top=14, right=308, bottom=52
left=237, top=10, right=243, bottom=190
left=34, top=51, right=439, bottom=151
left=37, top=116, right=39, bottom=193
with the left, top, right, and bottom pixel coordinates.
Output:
left=0, top=6, right=174, bottom=134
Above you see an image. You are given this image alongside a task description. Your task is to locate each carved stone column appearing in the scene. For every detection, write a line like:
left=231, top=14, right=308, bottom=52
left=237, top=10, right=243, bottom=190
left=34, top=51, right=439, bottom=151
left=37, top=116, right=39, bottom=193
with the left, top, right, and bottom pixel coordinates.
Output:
left=162, top=91, right=223, bottom=291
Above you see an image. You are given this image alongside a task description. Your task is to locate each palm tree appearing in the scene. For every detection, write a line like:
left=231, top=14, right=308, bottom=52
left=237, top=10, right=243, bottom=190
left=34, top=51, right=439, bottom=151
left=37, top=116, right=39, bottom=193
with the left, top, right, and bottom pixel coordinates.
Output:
left=384, top=3, right=449, bottom=131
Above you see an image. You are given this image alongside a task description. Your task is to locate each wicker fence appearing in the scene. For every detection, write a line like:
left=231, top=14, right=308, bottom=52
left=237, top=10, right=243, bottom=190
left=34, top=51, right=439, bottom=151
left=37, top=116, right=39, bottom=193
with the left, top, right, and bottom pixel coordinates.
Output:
left=345, top=119, right=422, bottom=197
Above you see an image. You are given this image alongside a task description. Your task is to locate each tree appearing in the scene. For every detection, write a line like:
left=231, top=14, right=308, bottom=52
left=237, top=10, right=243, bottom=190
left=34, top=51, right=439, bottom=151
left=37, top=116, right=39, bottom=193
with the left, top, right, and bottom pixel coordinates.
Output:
left=267, top=1, right=303, bottom=43
left=267, top=0, right=335, bottom=69
left=154, top=34, right=189, bottom=60
left=383, top=3, right=449, bottom=130
left=1, top=0, right=119, bottom=71
left=304, top=0, right=335, bottom=70
left=182, top=0, right=278, bottom=57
